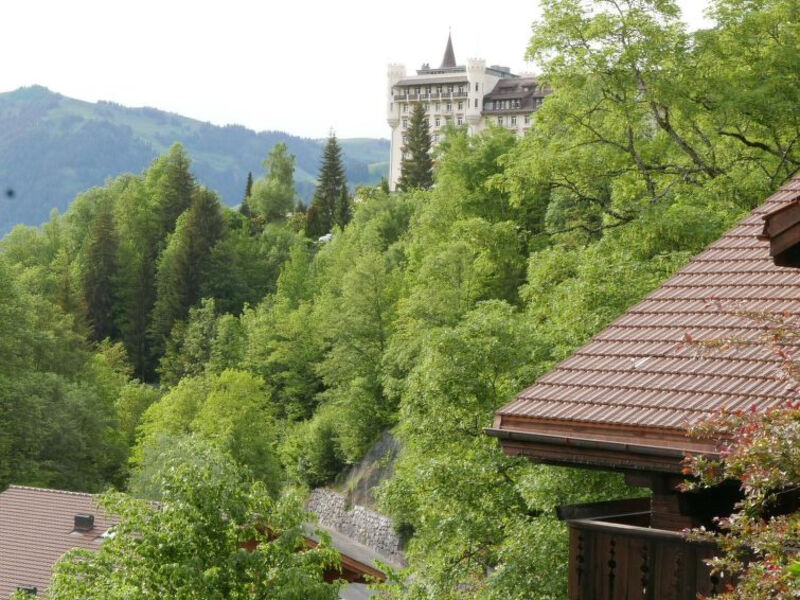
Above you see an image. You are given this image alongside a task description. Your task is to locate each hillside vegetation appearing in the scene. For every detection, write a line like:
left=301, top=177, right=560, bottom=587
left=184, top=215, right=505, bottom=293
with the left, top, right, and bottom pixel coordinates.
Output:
left=2, top=1, right=800, bottom=598
left=0, top=85, right=388, bottom=233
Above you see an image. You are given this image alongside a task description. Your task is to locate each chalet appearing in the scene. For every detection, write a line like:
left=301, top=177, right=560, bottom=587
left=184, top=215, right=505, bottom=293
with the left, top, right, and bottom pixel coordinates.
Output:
left=0, top=485, right=389, bottom=599
left=487, top=174, right=800, bottom=599
left=0, top=486, right=116, bottom=598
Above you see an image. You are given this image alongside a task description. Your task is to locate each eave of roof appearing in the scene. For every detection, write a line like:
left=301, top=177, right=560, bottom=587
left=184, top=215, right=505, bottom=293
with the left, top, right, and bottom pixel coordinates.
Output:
left=490, top=174, right=800, bottom=472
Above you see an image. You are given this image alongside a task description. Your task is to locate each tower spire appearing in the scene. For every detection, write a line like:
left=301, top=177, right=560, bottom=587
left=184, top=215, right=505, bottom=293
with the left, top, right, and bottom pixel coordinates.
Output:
left=440, top=31, right=456, bottom=69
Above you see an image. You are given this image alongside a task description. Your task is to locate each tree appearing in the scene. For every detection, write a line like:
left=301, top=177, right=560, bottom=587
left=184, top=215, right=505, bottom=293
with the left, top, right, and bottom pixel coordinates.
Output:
left=146, top=143, right=195, bottom=240
left=250, top=143, right=297, bottom=223
left=240, top=171, right=254, bottom=217
left=149, top=188, right=225, bottom=361
left=334, top=183, right=352, bottom=229
left=48, top=439, right=342, bottom=600
left=81, top=197, right=119, bottom=341
left=306, top=133, right=347, bottom=237
left=131, top=370, right=282, bottom=498
left=398, top=102, right=433, bottom=191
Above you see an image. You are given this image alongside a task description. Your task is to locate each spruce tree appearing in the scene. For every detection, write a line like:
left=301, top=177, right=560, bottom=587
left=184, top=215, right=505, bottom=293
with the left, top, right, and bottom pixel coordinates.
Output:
left=398, top=102, right=434, bottom=191
left=82, top=199, right=119, bottom=341
left=306, top=133, right=347, bottom=237
left=240, top=171, right=253, bottom=217
left=147, top=143, right=195, bottom=239
left=149, top=188, right=225, bottom=363
left=334, top=184, right=352, bottom=229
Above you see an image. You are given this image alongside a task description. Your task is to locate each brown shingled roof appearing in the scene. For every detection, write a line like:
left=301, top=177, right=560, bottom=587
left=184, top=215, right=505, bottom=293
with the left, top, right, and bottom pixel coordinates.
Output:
left=0, top=486, right=115, bottom=598
left=488, top=174, right=800, bottom=473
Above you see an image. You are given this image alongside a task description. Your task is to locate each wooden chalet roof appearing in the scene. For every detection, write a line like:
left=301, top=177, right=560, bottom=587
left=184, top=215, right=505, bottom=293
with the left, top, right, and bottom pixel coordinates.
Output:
left=488, top=174, right=800, bottom=473
left=0, top=486, right=116, bottom=598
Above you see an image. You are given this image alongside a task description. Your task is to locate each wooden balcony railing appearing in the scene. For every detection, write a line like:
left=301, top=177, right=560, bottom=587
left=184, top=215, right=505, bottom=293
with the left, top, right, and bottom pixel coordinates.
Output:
left=560, top=498, right=727, bottom=600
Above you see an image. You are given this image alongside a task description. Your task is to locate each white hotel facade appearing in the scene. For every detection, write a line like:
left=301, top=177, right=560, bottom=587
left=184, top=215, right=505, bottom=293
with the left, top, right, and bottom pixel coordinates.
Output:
left=386, top=34, right=548, bottom=189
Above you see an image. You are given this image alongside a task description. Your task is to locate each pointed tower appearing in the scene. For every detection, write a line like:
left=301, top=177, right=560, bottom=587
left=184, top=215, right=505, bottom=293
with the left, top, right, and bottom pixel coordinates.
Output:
left=440, top=33, right=456, bottom=69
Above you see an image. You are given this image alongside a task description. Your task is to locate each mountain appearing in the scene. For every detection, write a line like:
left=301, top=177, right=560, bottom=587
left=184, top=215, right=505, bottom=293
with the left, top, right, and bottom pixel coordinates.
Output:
left=0, top=86, right=389, bottom=234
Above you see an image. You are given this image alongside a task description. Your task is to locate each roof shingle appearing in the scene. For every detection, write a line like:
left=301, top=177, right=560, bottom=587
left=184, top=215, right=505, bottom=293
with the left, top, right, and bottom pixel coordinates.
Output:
left=0, top=486, right=115, bottom=599
left=493, top=174, right=800, bottom=462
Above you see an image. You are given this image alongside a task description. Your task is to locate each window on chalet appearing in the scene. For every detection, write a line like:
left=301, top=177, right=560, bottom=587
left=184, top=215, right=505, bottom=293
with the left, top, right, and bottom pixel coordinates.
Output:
left=524, top=114, right=531, bottom=124
left=510, top=116, right=517, bottom=125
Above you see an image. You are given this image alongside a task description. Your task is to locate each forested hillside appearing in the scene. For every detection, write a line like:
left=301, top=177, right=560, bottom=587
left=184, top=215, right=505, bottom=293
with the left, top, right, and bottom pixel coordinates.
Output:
left=2, top=0, right=800, bottom=598
left=0, top=85, right=389, bottom=234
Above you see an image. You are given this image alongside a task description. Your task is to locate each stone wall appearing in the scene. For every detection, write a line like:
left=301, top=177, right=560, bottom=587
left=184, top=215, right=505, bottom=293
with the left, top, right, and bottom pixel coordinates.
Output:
left=307, top=488, right=405, bottom=566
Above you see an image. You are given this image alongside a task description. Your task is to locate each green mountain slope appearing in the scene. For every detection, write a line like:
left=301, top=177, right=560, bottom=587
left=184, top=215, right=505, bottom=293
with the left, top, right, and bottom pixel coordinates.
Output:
left=0, top=86, right=389, bottom=233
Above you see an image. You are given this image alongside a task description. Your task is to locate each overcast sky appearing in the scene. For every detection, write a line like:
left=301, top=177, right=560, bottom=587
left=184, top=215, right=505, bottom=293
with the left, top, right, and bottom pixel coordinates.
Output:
left=1, top=0, right=711, bottom=140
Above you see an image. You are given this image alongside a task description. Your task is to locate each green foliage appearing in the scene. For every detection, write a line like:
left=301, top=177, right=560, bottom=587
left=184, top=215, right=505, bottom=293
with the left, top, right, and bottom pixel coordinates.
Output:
left=398, top=102, right=434, bottom=191
left=306, top=133, right=348, bottom=237
left=250, top=142, right=297, bottom=223
left=48, top=439, right=342, bottom=600
left=81, top=195, right=119, bottom=341
left=132, top=370, right=283, bottom=498
left=280, top=405, right=347, bottom=488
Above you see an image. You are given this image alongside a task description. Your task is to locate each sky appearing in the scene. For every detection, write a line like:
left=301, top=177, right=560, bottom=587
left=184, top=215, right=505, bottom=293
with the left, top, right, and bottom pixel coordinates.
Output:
left=0, top=0, right=711, bottom=140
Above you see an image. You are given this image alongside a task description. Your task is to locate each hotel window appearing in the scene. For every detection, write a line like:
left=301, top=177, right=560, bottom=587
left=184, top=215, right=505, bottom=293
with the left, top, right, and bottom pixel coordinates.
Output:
left=524, top=115, right=531, bottom=124
left=448, top=84, right=454, bottom=93
left=446, top=103, right=452, bottom=111
left=437, top=85, right=442, bottom=94
left=497, top=116, right=503, bottom=125
left=424, top=103, right=429, bottom=111
left=435, top=117, right=441, bottom=126
left=458, top=86, right=464, bottom=95
left=403, top=104, right=408, bottom=113
left=435, top=102, right=440, bottom=111
left=402, top=135, right=407, bottom=144
left=416, top=87, right=420, bottom=94
left=426, top=86, right=431, bottom=94
left=457, top=117, right=463, bottom=125
left=474, top=98, right=478, bottom=108
left=402, top=119, right=408, bottom=128
left=457, top=101, right=463, bottom=110
left=510, top=116, right=517, bottom=125
left=474, top=82, right=479, bottom=92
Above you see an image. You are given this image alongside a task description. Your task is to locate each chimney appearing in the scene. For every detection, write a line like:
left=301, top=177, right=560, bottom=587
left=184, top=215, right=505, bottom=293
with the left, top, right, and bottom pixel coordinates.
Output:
left=74, top=513, right=94, bottom=532
left=16, top=586, right=37, bottom=595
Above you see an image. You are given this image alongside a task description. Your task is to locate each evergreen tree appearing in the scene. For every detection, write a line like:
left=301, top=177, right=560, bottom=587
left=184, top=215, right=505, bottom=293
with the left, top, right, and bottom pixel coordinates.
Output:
left=150, top=188, right=225, bottom=362
left=239, top=171, right=253, bottom=217
left=398, top=102, right=434, bottom=191
left=147, top=143, right=195, bottom=240
left=306, top=133, right=347, bottom=237
left=334, top=184, right=352, bottom=229
left=82, top=198, right=119, bottom=341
